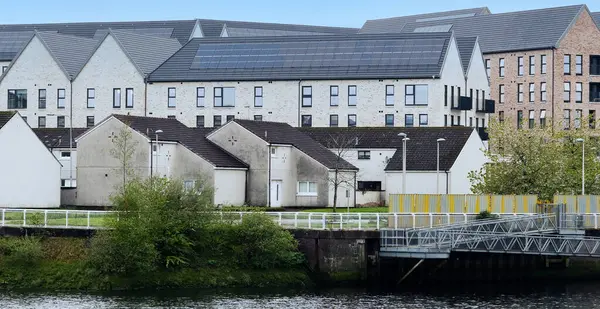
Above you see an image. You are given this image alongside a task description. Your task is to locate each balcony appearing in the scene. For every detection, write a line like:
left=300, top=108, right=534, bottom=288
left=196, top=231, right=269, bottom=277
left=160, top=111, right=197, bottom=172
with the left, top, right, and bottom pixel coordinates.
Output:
left=452, top=96, right=472, bottom=111
left=478, top=127, right=489, bottom=141
left=484, top=99, right=496, bottom=113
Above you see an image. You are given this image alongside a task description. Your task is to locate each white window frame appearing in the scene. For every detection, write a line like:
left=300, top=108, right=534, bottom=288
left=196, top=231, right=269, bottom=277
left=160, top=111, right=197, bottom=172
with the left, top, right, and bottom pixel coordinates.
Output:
left=197, top=87, right=205, bottom=107
left=330, top=85, right=339, bottom=106
left=385, top=85, right=394, bottom=106
left=168, top=87, right=176, bottom=108
left=125, top=88, right=134, bottom=108
left=405, top=85, right=428, bottom=106
left=57, top=89, right=66, bottom=109
left=302, top=86, right=312, bottom=107
left=348, top=85, right=357, bottom=106
left=297, top=181, right=317, bottom=196
left=254, top=86, right=263, bottom=107
left=87, top=88, right=95, bottom=108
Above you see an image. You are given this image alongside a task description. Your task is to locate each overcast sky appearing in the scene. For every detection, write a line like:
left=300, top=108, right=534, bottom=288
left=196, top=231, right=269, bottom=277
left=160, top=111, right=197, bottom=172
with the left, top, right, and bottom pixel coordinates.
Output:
left=5, top=0, right=599, bottom=27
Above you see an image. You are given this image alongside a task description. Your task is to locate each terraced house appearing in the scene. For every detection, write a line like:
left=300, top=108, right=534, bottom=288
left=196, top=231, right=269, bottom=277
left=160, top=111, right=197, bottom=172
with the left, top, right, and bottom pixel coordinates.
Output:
left=362, top=5, right=600, bottom=129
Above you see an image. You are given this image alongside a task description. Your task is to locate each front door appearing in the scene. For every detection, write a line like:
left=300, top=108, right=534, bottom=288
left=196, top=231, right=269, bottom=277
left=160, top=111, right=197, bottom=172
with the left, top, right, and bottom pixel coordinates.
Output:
left=270, top=180, right=282, bottom=207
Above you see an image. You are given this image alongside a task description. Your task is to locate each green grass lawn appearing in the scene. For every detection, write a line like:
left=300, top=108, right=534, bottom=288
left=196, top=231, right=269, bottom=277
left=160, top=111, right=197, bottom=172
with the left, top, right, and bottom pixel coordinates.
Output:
left=301, top=207, right=389, bottom=213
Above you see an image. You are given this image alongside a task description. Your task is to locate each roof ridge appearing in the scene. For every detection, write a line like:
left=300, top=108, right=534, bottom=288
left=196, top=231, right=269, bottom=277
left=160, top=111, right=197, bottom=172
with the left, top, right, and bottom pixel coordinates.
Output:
left=189, top=31, right=451, bottom=43
left=196, top=18, right=359, bottom=31
left=109, top=28, right=182, bottom=44
left=0, top=19, right=197, bottom=28
left=364, top=7, right=489, bottom=23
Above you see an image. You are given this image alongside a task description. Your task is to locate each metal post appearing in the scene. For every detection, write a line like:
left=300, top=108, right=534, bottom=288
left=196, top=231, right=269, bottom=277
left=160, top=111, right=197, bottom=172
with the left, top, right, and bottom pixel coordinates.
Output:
left=23, top=209, right=26, bottom=226
left=87, top=211, right=91, bottom=229
left=376, top=213, right=380, bottom=230
left=403, top=138, right=407, bottom=194
left=582, top=140, right=585, bottom=195
left=65, top=210, right=69, bottom=228
left=44, top=210, right=48, bottom=227
left=294, top=213, right=298, bottom=228
left=358, top=213, right=362, bottom=230
left=1, top=209, right=4, bottom=226
left=436, top=138, right=446, bottom=194
left=308, top=213, right=312, bottom=229
left=278, top=213, right=282, bottom=226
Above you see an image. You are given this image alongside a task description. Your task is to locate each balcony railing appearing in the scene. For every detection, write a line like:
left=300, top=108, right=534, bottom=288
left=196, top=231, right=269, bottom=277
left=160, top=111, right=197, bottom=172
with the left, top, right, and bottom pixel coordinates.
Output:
left=452, top=96, right=472, bottom=111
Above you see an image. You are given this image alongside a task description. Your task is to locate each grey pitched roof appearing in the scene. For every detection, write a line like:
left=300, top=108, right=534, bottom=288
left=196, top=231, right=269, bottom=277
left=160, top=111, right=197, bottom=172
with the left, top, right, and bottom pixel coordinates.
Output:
left=0, top=111, right=16, bottom=130
left=367, top=5, right=586, bottom=54
left=224, top=27, right=332, bottom=37
left=232, top=119, right=357, bottom=171
left=199, top=19, right=358, bottom=38
left=456, top=37, right=477, bottom=74
left=148, top=32, right=452, bottom=82
left=112, top=115, right=247, bottom=168
left=33, top=128, right=88, bottom=149
left=360, top=7, right=490, bottom=34
left=109, top=29, right=182, bottom=75
left=299, top=127, right=475, bottom=171
left=36, top=31, right=99, bottom=79
left=593, top=12, right=600, bottom=27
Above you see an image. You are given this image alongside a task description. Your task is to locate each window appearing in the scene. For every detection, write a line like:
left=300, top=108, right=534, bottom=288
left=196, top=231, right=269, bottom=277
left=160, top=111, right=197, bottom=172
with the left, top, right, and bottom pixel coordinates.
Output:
left=419, top=114, right=428, bottom=126
left=458, top=116, right=461, bottom=126
left=564, top=55, right=571, bottom=75
left=196, top=115, right=204, bottom=127
left=38, top=89, right=46, bottom=109
left=1, top=66, right=7, bottom=73
left=214, top=87, right=236, bottom=107
left=529, top=83, right=535, bottom=102
left=302, top=86, right=312, bottom=107
left=541, top=82, right=547, bottom=102
left=470, top=117, right=473, bottom=127
left=329, top=114, right=338, bottom=127
left=540, top=110, right=547, bottom=128
left=57, top=89, right=65, bottom=109
left=348, top=114, right=357, bottom=127
left=60, top=151, right=71, bottom=158
left=8, top=89, right=27, bottom=109
left=444, top=85, right=448, bottom=107
left=485, top=59, right=490, bottom=77
left=86, top=116, right=94, bottom=128
left=226, top=115, right=234, bottom=122
left=301, top=115, right=312, bottom=127
left=271, top=147, right=277, bottom=157
left=575, top=109, right=582, bottom=129
left=183, top=180, right=196, bottom=191
left=297, top=181, right=317, bottom=196
left=451, top=86, right=455, bottom=107
left=385, top=85, right=394, bottom=106
left=517, top=83, right=524, bottom=103
left=405, top=114, right=414, bottom=127
left=541, top=55, right=547, bottom=74
left=591, top=83, right=600, bottom=102
left=213, top=115, right=222, bottom=127
left=499, top=111, right=505, bottom=123
left=358, top=151, right=371, bottom=160
left=529, top=56, right=535, bottom=75
left=126, top=88, right=134, bottom=108
left=444, top=115, right=448, bottom=126
left=591, top=56, right=600, bottom=75
left=499, top=58, right=505, bottom=77
left=38, top=116, right=46, bottom=128
left=576, top=83, right=583, bottom=103
left=476, top=118, right=479, bottom=128
left=254, top=86, right=263, bottom=107
left=482, top=118, right=485, bottom=128
left=576, top=55, right=583, bottom=75
left=348, top=85, right=357, bottom=106
left=517, top=110, right=523, bottom=129
left=57, top=116, right=65, bottom=128
left=564, top=82, right=571, bottom=102
left=167, top=87, right=176, bottom=108
left=87, top=88, right=95, bottom=108
left=405, top=85, right=428, bottom=105
left=451, top=115, right=454, bottom=126
left=528, top=110, right=535, bottom=129
left=385, top=114, right=394, bottom=127
left=357, top=181, right=382, bottom=191
left=254, top=115, right=263, bottom=121
left=113, top=88, right=121, bottom=108
left=330, top=85, right=339, bottom=106
left=590, top=110, right=596, bottom=129
left=499, top=85, right=505, bottom=104
left=564, top=109, right=571, bottom=129
left=196, top=87, right=205, bottom=107
left=518, top=56, right=524, bottom=76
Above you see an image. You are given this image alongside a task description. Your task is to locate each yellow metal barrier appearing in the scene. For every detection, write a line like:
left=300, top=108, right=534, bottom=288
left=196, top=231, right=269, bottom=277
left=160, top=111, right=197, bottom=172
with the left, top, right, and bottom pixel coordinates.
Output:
left=388, top=194, right=538, bottom=213
left=553, top=195, right=600, bottom=213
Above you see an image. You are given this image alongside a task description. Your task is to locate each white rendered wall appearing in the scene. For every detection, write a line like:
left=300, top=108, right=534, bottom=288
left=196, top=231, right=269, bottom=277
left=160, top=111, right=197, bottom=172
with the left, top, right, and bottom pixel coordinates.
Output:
left=214, top=169, right=246, bottom=205
left=449, top=129, right=487, bottom=194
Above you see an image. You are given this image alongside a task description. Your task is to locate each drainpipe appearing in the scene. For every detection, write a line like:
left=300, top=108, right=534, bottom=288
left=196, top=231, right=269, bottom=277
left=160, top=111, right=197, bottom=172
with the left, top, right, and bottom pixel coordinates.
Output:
left=353, top=172, right=357, bottom=208
left=551, top=48, right=556, bottom=134
left=445, top=170, right=449, bottom=194
left=144, top=77, right=148, bottom=117
left=68, top=79, right=73, bottom=189
left=464, top=76, right=469, bottom=127
left=267, top=144, right=272, bottom=207
left=297, top=80, right=302, bottom=127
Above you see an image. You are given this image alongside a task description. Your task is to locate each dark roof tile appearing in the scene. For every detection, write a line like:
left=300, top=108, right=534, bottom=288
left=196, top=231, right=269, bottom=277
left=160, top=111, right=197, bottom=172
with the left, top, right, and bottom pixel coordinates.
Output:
left=456, top=37, right=477, bottom=74
left=200, top=19, right=358, bottom=38
left=0, top=111, right=16, bottom=130
left=33, top=128, right=88, bottom=148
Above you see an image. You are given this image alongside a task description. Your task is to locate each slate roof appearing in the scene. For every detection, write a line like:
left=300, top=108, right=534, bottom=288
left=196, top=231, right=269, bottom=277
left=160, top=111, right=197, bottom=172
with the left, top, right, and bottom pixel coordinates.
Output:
left=299, top=127, right=476, bottom=171
left=232, top=119, right=357, bottom=170
left=111, top=115, right=247, bottom=168
left=199, top=19, right=358, bottom=38
left=593, top=12, right=600, bottom=27
left=455, top=37, right=477, bottom=74
left=360, top=7, right=490, bottom=34
left=0, top=111, right=16, bottom=130
left=108, top=29, right=182, bottom=76
left=365, top=5, right=586, bottom=54
left=33, top=128, right=88, bottom=149
left=148, top=32, right=452, bottom=82
left=36, top=31, right=99, bottom=79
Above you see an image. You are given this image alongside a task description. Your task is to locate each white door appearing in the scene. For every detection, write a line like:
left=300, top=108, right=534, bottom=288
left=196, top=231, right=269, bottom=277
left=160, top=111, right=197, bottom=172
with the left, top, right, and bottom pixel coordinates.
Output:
left=270, top=180, right=282, bottom=207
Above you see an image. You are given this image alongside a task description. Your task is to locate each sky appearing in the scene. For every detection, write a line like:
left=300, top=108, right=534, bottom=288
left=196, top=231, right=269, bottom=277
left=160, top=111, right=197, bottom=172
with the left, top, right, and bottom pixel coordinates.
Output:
left=4, top=0, right=600, bottom=27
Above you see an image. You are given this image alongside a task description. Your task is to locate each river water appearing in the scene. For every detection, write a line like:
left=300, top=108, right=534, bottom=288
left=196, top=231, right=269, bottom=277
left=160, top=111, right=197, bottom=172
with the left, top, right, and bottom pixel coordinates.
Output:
left=2, top=284, right=600, bottom=309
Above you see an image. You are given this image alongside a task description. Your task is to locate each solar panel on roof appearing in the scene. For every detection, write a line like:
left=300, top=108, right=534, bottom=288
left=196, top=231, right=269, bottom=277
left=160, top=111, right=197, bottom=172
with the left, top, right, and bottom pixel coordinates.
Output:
left=414, top=25, right=453, bottom=32
left=92, top=27, right=174, bottom=40
left=415, top=13, right=476, bottom=22
left=0, top=31, right=36, bottom=60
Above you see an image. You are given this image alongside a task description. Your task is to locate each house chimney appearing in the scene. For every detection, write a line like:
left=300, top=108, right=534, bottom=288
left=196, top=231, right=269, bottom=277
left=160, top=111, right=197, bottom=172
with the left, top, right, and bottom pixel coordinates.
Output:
left=355, top=137, right=358, bottom=146
left=265, top=130, right=268, bottom=139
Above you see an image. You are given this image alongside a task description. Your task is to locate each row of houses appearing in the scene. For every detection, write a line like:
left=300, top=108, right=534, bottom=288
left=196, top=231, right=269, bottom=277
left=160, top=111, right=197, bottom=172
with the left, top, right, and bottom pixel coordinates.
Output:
left=0, top=112, right=486, bottom=208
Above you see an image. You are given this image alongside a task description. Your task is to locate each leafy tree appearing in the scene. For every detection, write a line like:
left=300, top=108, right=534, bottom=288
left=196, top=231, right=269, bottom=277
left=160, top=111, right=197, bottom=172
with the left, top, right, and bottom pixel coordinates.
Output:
left=324, top=133, right=361, bottom=213
left=109, top=126, right=139, bottom=190
left=469, top=117, right=600, bottom=201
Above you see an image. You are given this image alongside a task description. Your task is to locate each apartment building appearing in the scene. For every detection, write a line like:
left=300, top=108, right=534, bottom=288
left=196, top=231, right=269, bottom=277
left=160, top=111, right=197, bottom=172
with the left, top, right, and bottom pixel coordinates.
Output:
left=146, top=32, right=491, bottom=129
left=362, top=5, right=600, bottom=129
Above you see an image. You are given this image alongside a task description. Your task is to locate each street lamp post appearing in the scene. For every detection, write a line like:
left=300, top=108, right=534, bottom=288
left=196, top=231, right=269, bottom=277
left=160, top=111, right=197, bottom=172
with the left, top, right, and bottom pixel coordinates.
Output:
left=436, top=138, right=446, bottom=194
left=398, top=133, right=409, bottom=194
left=576, top=138, right=585, bottom=195
left=154, top=129, right=163, bottom=176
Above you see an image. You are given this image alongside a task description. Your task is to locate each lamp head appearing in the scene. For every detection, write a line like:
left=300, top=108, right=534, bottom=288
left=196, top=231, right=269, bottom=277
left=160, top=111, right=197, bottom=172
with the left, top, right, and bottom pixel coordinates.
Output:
left=398, top=132, right=407, bottom=138
left=437, top=138, right=446, bottom=142
left=576, top=138, right=584, bottom=143
left=155, top=129, right=163, bottom=134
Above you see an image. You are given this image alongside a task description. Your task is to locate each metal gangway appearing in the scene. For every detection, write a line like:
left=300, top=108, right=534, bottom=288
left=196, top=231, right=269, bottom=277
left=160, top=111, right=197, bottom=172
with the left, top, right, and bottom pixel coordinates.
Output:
left=380, top=211, right=600, bottom=259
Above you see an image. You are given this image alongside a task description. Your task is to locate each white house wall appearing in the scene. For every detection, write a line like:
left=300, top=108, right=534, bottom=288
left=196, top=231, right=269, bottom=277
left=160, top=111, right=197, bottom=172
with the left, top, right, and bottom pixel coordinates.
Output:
left=0, top=61, right=10, bottom=74
left=52, top=148, right=77, bottom=186
left=214, top=169, right=246, bottom=205
left=338, top=148, right=396, bottom=190
left=270, top=145, right=297, bottom=206
left=0, top=36, right=72, bottom=128
left=466, top=42, right=491, bottom=127
left=385, top=172, right=444, bottom=198
left=0, top=116, right=61, bottom=208
left=73, top=34, right=146, bottom=127
left=327, top=170, right=356, bottom=208
left=449, top=129, right=487, bottom=194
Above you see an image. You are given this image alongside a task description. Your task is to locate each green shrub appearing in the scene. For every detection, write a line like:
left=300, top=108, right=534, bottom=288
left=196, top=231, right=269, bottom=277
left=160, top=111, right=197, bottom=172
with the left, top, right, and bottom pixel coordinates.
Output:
left=0, top=237, right=44, bottom=266
left=476, top=210, right=500, bottom=220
